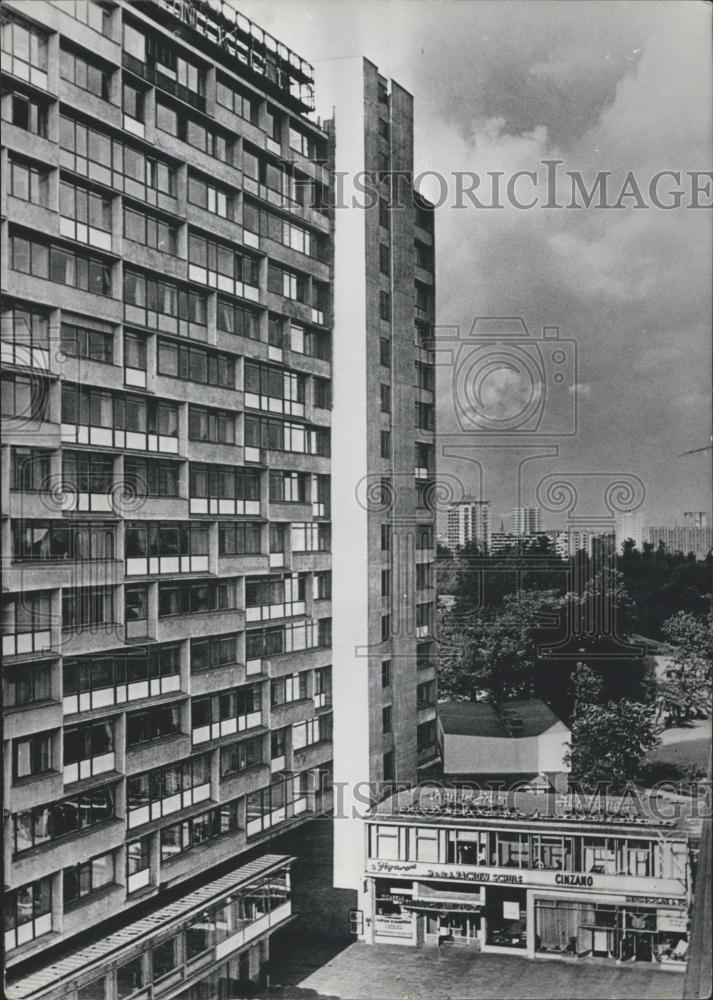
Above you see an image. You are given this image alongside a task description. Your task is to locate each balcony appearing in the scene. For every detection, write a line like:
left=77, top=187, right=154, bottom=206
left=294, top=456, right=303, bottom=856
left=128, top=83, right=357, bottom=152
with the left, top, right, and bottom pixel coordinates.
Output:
left=192, top=712, right=262, bottom=746
left=125, top=554, right=209, bottom=577
left=127, top=782, right=212, bottom=830
left=64, top=752, right=115, bottom=787
left=246, top=600, right=305, bottom=623
left=189, top=496, right=260, bottom=517
left=122, top=52, right=206, bottom=112
left=61, top=423, right=179, bottom=457
left=63, top=674, right=181, bottom=716
left=2, top=628, right=53, bottom=659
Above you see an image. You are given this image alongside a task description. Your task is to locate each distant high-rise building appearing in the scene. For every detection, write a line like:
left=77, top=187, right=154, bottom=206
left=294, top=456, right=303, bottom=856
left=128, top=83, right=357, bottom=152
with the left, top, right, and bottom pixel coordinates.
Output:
left=615, top=511, right=644, bottom=551
left=648, top=526, right=713, bottom=559
left=683, top=511, right=710, bottom=529
left=510, top=506, right=541, bottom=535
left=447, top=500, right=491, bottom=551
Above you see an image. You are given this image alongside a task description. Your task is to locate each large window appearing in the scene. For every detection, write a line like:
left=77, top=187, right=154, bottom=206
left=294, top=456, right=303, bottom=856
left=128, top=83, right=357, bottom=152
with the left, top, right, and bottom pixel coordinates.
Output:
left=244, top=362, right=305, bottom=415
left=245, top=618, right=328, bottom=660
left=191, top=685, right=262, bottom=743
left=219, top=522, right=262, bottom=556
left=2, top=91, right=48, bottom=137
left=62, top=585, right=114, bottom=631
left=187, top=173, right=234, bottom=220
left=126, top=703, right=182, bottom=747
left=60, top=180, right=112, bottom=248
left=12, top=521, right=115, bottom=562
left=158, top=340, right=234, bottom=388
left=291, top=522, right=331, bottom=553
left=246, top=774, right=311, bottom=836
left=244, top=416, right=330, bottom=456
left=1, top=373, right=50, bottom=423
left=160, top=801, right=240, bottom=862
left=216, top=76, right=258, bottom=122
left=1, top=13, right=48, bottom=83
left=188, top=407, right=235, bottom=444
left=60, top=44, right=113, bottom=101
left=64, top=644, right=180, bottom=713
left=64, top=720, right=114, bottom=780
left=245, top=574, right=306, bottom=620
left=4, top=877, right=52, bottom=951
left=124, top=269, right=206, bottom=336
left=220, top=736, right=263, bottom=776
left=14, top=784, right=116, bottom=854
left=156, top=101, right=234, bottom=163
left=60, top=316, right=114, bottom=364
left=188, top=234, right=260, bottom=295
left=269, top=471, right=307, bottom=504
left=13, top=731, right=53, bottom=780
left=267, top=263, right=307, bottom=302
left=126, top=754, right=211, bottom=827
left=2, top=591, right=52, bottom=656
left=190, top=633, right=239, bottom=672
left=124, top=208, right=177, bottom=255
left=125, top=522, right=209, bottom=574
left=11, top=233, right=112, bottom=296
left=216, top=298, right=260, bottom=340
left=8, top=157, right=49, bottom=207
left=271, top=673, right=307, bottom=707
left=63, top=851, right=115, bottom=907
left=4, top=660, right=52, bottom=709
left=124, top=457, right=180, bottom=498
left=158, top=579, right=236, bottom=618
left=62, top=451, right=114, bottom=494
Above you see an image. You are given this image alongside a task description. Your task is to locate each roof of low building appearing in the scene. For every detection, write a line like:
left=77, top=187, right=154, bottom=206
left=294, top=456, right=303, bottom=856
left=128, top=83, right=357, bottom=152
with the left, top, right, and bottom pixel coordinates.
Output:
left=438, top=699, right=566, bottom=738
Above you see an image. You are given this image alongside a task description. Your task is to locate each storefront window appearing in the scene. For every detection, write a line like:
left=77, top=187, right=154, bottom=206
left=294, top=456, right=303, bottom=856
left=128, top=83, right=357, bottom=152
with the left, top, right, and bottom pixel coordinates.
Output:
left=485, top=888, right=527, bottom=948
left=534, top=900, right=665, bottom=962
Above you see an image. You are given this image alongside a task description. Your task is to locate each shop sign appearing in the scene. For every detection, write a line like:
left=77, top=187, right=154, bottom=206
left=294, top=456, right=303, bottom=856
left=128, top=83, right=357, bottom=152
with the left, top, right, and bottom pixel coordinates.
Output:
left=366, top=859, right=687, bottom=897
left=657, top=910, right=688, bottom=932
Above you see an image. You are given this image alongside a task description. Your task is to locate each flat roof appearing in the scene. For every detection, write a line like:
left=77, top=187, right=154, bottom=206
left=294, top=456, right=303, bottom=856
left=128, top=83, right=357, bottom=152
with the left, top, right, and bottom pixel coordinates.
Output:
left=369, top=786, right=703, bottom=837
left=7, top=853, right=293, bottom=1000
left=438, top=699, right=565, bottom=738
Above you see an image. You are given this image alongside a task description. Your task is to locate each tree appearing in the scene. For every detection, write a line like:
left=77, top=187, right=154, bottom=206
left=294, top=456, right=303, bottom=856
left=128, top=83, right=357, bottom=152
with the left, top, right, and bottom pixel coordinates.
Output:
left=567, top=699, right=660, bottom=792
left=656, top=603, right=713, bottom=725
left=571, top=661, right=603, bottom=716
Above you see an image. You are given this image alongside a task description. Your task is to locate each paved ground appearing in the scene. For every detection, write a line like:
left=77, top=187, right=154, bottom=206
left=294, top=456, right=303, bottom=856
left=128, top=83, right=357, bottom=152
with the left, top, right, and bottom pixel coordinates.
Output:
left=264, top=935, right=685, bottom=1000
left=659, top=718, right=711, bottom=747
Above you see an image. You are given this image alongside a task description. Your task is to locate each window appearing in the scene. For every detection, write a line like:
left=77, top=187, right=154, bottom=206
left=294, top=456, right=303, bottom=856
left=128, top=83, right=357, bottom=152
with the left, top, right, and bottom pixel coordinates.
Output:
left=244, top=417, right=330, bottom=457
left=60, top=317, right=113, bottom=364
left=381, top=524, right=392, bottom=551
left=9, top=157, right=49, bottom=206
left=160, top=801, right=240, bottom=863
left=1, top=13, right=48, bottom=81
left=125, top=458, right=179, bottom=497
left=216, top=299, right=260, bottom=340
left=189, top=465, right=259, bottom=506
left=125, top=521, right=208, bottom=563
left=415, top=401, right=435, bottom=431
left=124, top=270, right=207, bottom=334
left=188, top=406, right=235, bottom=444
left=216, top=76, right=258, bottom=122
left=245, top=574, right=306, bottom=616
left=62, top=451, right=114, bottom=493
left=4, top=878, right=52, bottom=950
left=290, top=522, right=331, bottom=553
left=313, top=377, right=331, bottom=409
left=62, top=586, right=114, bottom=631
left=267, top=263, right=307, bottom=302
left=379, top=337, right=391, bottom=368
left=158, top=340, right=234, bottom=388
left=64, top=719, right=114, bottom=774
left=218, top=522, right=261, bottom=556
left=123, top=81, right=144, bottom=124
left=4, top=661, right=52, bottom=709
left=289, top=322, right=331, bottom=361
left=417, top=718, right=437, bottom=750
left=14, top=785, right=116, bottom=853
left=314, top=666, right=332, bottom=707
left=126, top=704, right=181, bottom=747
left=381, top=614, right=391, bottom=642
left=156, top=101, right=233, bottom=163
left=289, top=124, right=319, bottom=160
left=417, top=681, right=435, bottom=709
left=379, top=291, right=391, bottom=321
left=124, top=208, right=178, bottom=255
left=3, top=91, right=48, bottom=136
left=63, top=851, right=114, bottom=906
left=60, top=180, right=113, bottom=241
left=313, top=571, right=332, bottom=601
left=63, top=645, right=180, bottom=712
left=191, top=685, right=261, bottom=738
left=378, top=197, right=390, bottom=229
left=11, top=448, right=51, bottom=492
left=11, top=233, right=112, bottom=296
left=379, top=244, right=391, bottom=274
left=60, top=44, right=112, bottom=101
left=127, top=755, right=210, bottom=826
left=188, top=234, right=260, bottom=292
left=190, top=633, right=239, bottom=672
left=220, top=737, right=263, bottom=776
left=152, top=937, right=178, bottom=981
left=117, top=956, right=144, bottom=999
left=292, top=714, right=331, bottom=750
left=381, top=569, right=391, bottom=597
left=244, top=362, right=305, bottom=413
left=1, top=373, right=50, bottom=423
left=271, top=673, right=307, bottom=707
left=158, top=579, right=237, bottom=617
left=187, top=173, right=233, bottom=219
left=269, top=471, right=307, bottom=503
left=382, top=660, right=391, bottom=688
left=380, top=430, right=391, bottom=459
left=2, top=591, right=52, bottom=655
left=13, top=732, right=53, bottom=779
left=12, top=520, right=115, bottom=562
left=382, top=706, right=392, bottom=734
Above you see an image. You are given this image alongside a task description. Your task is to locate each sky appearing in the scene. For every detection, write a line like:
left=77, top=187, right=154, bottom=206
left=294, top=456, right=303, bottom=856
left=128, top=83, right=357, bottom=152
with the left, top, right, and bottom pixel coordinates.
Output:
left=236, top=0, right=712, bottom=529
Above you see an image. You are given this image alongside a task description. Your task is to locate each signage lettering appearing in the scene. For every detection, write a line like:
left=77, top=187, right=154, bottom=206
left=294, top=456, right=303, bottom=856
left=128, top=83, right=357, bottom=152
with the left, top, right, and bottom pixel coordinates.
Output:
left=555, top=874, right=594, bottom=887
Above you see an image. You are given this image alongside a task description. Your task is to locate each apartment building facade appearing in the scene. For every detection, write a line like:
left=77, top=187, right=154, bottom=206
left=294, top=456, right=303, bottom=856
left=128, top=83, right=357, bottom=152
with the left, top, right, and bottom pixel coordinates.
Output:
left=446, top=500, right=490, bottom=552
left=328, top=57, right=438, bottom=892
left=2, top=0, right=334, bottom=992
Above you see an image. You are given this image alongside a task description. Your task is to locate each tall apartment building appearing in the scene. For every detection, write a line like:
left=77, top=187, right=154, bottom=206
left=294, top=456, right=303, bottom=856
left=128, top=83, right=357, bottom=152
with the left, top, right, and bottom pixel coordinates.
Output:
left=615, top=510, right=644, bottom=551
left=510, top=505, right=541, bottom=536
left=327, top=57, right=438, bottom=892
left=648, top=525, right=713, bottom=560
left=2, top=1, right=334, bottom=995
left=446, top=499, right=490, bottom=552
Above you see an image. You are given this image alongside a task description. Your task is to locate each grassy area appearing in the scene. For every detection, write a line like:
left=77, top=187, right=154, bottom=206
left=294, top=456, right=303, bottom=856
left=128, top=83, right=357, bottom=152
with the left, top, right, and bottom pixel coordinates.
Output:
left=639, top=737, right=711, bottom=783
